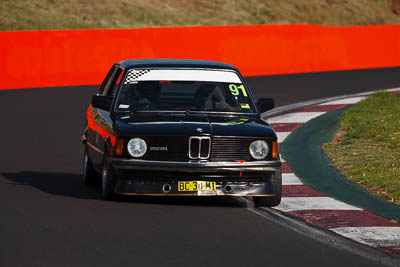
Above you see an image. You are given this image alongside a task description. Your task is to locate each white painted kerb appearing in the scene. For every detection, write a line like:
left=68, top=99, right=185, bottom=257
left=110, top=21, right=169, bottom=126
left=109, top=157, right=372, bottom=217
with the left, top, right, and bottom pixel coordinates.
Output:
left=332, top=227, right=400, bottom=247
left=275, top=197, right=362, bottom=212
left=267, top=112, right=325, bottom=124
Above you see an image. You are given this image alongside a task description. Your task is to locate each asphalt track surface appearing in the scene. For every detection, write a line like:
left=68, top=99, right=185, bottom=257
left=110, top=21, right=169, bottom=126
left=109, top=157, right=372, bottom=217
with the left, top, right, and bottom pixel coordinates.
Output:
left=1, top=67, right=400, bottom=267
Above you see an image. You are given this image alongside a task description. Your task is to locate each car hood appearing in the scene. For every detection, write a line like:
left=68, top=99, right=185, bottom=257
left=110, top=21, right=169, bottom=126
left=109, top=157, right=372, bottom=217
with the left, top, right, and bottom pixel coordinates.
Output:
left=113, top=113, right=277, bottom=140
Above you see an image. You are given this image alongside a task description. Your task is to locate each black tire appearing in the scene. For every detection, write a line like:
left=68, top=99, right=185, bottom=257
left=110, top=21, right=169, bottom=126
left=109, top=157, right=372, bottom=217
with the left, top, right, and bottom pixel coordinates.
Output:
left=253, top=172, right=282, bottom=207
left=82, top=147, right=100, bottom=186
left=101, top=156, right=117, bottom=200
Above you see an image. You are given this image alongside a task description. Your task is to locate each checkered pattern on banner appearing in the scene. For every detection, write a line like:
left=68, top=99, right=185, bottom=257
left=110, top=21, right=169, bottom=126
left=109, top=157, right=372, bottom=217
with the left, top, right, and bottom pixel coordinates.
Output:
left=124, top=69, right=151, bottom=84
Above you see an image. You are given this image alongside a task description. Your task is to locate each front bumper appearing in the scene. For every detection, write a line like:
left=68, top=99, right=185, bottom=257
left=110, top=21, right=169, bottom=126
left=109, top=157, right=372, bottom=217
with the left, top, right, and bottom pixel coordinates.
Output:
left=110, top=158, right=281, bottom=172
left=116, top=180, right=276, bottom=196
left=110, top=158, right=281, bottom=196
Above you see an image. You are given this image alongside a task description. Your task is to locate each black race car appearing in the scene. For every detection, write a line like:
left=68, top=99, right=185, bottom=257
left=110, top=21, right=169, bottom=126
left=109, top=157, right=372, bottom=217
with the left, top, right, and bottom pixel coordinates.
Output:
left=82, top=59, right=282, bottom=207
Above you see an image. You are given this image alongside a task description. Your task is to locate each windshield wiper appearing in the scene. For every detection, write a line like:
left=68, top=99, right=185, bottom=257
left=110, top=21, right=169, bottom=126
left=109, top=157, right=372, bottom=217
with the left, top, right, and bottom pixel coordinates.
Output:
left=130, top=104, right=194, bottom=115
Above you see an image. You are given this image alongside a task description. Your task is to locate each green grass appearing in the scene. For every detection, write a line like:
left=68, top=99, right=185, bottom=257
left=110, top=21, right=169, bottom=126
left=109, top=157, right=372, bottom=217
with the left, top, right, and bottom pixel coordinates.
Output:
left=323, top=92, right=400, bottom=205
left=1, top=0, right=400, bottom=31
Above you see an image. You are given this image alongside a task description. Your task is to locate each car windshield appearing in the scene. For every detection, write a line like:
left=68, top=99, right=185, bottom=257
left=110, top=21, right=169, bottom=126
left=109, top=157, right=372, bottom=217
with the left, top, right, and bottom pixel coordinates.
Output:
left=114, top=69, right=256, bottom=114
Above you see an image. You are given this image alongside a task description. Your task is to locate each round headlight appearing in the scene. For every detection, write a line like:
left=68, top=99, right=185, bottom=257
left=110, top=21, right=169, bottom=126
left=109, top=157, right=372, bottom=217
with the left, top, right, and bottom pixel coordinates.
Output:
left=127, top=138, right=147, bottom=158
left=249, top=140, right=269, bottom=160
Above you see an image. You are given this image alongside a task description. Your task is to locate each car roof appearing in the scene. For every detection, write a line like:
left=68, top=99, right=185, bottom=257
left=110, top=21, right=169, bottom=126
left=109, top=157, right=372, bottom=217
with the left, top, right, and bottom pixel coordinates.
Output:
left=118, top=59, right=239, bottom=72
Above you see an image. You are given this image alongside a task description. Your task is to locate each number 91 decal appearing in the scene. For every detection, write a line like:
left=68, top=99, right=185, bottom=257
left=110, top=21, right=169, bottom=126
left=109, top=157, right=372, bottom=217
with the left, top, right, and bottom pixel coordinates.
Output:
left=229, top=84, right=248, bottom=97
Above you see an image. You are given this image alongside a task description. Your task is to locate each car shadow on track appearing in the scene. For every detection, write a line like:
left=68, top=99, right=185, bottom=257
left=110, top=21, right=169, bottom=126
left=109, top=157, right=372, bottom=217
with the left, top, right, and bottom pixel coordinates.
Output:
left=117, top=194, right=247, bottom=208
left=2, top=171, right=100, bottom=200
left=1, top=171, right=246, bottom=208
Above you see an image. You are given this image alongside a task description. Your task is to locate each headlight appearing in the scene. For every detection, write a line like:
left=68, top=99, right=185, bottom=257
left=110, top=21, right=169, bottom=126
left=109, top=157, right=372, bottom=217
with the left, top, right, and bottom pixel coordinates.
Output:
left=249, top=140, right=269, bottom=160
left=127, top=138, right=147, bottom=158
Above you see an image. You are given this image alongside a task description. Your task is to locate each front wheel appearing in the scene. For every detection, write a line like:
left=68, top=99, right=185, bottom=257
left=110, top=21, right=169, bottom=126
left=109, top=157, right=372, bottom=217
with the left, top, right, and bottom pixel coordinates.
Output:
left=102, top=157, right=117, bottom=200
left=82, top=147, right=100, bottom=186
left=253, top=172, right=282, bottom=207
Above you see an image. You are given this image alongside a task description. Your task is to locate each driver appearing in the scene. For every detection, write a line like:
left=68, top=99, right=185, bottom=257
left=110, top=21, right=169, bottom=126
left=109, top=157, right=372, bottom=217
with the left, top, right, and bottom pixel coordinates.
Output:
left=133, top=81, right=161, bottom=105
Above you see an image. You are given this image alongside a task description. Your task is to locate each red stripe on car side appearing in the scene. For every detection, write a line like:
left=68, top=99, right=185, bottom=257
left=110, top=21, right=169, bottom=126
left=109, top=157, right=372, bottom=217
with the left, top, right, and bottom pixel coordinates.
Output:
left=86, top=106, right=117, bottom=146
left=86, top=106, right=97, bottom=132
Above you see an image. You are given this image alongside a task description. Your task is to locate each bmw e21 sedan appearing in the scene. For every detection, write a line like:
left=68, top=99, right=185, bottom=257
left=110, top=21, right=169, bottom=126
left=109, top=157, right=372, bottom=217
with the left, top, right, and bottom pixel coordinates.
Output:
left=81, top=59, right=282, bottom=207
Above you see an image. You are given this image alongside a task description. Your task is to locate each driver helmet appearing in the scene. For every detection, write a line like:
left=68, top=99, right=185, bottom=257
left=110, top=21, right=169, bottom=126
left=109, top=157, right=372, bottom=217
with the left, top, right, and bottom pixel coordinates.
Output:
left=136, top=81, right=161, bottom=100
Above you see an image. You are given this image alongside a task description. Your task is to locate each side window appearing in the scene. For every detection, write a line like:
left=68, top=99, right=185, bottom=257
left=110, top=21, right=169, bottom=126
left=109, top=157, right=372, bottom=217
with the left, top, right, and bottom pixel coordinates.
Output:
left=101, top=66, right=123, bottom=97
left=108, top=68, right=123, bottom=98
left=98, top=65, right=117, bottom=95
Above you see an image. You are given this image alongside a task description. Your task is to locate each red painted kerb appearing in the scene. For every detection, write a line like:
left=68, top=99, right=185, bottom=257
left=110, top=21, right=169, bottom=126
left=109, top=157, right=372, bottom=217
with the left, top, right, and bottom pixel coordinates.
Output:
left=1, top=24, right=400, bottom=90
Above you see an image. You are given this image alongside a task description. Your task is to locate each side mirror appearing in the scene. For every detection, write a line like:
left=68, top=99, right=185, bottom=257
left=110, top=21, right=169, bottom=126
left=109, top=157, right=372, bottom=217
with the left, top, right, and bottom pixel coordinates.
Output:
left=257, top=98, right=275, bottom=113
left=92, top=95, right=112, bottom=111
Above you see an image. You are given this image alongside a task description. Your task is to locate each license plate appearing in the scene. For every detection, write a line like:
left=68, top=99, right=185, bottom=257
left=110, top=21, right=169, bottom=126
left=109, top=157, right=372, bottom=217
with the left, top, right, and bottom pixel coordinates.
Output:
left=178, top=181, right=216, bottom=192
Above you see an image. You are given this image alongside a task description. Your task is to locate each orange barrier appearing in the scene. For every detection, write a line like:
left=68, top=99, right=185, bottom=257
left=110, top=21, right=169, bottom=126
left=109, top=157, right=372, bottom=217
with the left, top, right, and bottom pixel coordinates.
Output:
left=1, top=24, right=400, bottom=90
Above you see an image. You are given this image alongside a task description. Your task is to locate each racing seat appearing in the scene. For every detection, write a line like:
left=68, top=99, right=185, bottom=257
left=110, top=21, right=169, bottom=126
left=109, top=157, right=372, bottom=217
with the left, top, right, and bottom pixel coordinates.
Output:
left=193, top=84, right=231, bottom=111
left=203, top=86, right=231, bottom=111
left=192, top=84, right=214, bottom=109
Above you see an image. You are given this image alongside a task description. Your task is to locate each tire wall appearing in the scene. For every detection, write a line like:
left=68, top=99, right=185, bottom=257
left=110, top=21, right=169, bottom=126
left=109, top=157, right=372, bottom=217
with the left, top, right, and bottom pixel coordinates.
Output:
left=1, top=24, right=400, bottom=90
